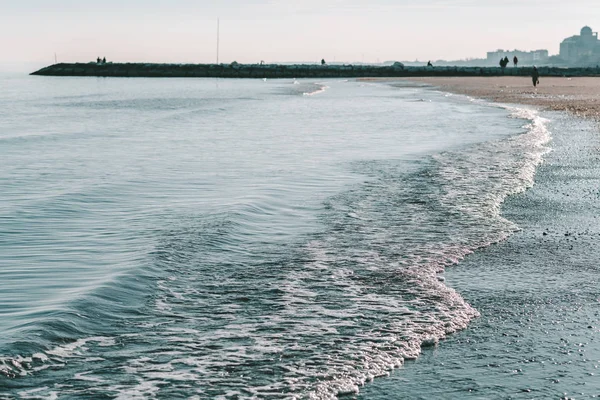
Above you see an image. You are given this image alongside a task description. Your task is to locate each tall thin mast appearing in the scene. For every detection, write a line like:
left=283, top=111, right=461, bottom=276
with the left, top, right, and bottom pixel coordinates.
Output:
left=216, top=18, right=220, bottom=64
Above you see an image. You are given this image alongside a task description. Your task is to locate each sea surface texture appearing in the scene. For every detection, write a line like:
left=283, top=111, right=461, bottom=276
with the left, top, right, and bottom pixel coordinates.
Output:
left=0, top=76, right=547, bottom=399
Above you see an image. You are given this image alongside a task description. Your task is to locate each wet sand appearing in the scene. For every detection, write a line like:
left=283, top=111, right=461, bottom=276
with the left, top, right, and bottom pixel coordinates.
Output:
left=407, top=76, right=600, bottom=121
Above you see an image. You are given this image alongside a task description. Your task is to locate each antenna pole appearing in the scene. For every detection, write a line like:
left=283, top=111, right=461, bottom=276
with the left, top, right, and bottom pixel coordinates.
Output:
left=216, top=18, right=220, bottom=64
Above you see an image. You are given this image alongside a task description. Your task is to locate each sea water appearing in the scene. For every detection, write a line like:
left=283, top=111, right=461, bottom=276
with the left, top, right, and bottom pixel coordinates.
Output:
left=0, top=75, right=548, bottom=398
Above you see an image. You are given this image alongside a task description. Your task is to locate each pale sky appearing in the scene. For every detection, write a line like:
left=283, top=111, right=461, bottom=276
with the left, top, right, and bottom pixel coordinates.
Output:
left=1, top=0, right=598, bottom=70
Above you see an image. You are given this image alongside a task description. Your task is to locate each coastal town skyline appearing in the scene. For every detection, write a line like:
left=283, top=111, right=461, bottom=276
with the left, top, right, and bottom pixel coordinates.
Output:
left=1, top=0, right=599, bottom=70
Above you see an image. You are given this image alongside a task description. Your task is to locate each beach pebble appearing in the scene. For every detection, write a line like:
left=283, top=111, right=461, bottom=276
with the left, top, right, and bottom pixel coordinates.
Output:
left=421, top=338, right=438, bottom=348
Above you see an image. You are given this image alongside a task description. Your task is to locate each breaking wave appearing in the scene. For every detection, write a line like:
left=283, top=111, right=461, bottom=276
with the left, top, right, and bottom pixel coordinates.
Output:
left=0, top=103, right=551, bottom=399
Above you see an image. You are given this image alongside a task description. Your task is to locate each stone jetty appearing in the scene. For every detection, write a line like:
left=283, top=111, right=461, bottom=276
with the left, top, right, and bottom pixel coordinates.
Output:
left=31, top=62, right=600, bottom=78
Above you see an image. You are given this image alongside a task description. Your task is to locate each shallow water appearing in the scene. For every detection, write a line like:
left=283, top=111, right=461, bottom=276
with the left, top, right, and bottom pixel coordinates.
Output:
left=1, top=75, right=547, bottom=398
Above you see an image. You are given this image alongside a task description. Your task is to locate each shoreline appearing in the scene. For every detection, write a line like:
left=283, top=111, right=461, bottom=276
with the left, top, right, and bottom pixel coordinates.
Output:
left=357, top=78, right=600, bottom=398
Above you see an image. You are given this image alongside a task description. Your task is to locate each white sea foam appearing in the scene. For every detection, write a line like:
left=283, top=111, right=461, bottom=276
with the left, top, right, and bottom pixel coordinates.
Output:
left=303, top=83, right=329, bottom=96
left=74, top=371, right=106, bottom=383
left=46, top=337, right=115, bottom=358
left=113, top=380, right=162, bottom=400
left=297, top=104, right=552, bottom=399
left=0, top=336, right=117, bottom=379
left=17, top=388, right=59, bottom=400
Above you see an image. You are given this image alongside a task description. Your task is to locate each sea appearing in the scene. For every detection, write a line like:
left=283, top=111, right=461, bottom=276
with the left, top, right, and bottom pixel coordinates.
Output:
left=1, top=74, right=597, bottom=399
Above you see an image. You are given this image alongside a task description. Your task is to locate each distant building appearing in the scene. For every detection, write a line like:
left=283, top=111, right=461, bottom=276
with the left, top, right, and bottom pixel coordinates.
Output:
left=486, top=49, right=548, bottom=65
left=559, top=26, right=600, bottom=65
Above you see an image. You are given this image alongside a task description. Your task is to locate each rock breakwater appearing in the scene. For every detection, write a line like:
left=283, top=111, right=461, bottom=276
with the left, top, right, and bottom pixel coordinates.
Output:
left=31, top=63, right=600, bottom=78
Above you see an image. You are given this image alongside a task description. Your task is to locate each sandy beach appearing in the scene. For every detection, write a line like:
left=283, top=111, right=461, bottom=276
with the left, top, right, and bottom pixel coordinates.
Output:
left=406, top=76, right=600, bottom=121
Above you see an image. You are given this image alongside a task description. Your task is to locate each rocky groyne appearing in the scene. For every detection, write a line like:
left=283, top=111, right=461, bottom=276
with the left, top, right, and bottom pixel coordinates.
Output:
left=31, top=62, right=600, bottom=78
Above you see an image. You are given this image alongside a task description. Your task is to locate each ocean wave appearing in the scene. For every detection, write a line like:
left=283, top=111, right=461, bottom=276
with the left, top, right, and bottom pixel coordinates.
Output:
left=0, top=87, right=551, bottom=399
left=300, top=105, right=550, bottom=398
left=303, top=83, right=330, bottom=97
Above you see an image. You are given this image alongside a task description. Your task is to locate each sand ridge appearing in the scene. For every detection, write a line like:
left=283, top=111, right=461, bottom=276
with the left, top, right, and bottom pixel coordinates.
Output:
left=377, top=77, right=600, bottom=121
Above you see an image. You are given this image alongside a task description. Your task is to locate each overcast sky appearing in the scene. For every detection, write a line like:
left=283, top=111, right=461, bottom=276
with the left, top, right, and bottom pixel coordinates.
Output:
left=1, top=0, right=598, bottom=70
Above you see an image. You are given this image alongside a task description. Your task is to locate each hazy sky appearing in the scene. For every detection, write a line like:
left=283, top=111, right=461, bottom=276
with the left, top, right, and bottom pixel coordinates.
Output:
left=1, top=0, right=598, bottom=69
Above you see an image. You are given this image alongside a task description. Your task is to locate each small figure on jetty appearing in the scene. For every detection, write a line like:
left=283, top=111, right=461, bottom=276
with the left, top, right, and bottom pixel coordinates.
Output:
left=321, top=59, right=326, bottom=65
left=102, top=57, right=106, bottom=64
left=513, top=56, right=518, bottom=67
left=499, top=58, right=507, bottom=69
left=97, top=57, right=101, bottom=64
left=392, top=61, right=405, bottom=70
left=532, top=66, right=540, bottom=87
left=427, top=61, right=433, bottom=67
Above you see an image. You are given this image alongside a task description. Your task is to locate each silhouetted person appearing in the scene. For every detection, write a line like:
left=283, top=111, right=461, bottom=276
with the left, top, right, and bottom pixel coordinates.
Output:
left=321, top=59, right=326, bottom=65
left=532, top=66, right=540, bottom=87
left=513, top=56, right=518, bottom=67
left=97, top=57, right=101, bottom=64
left=427, top=61, right=433, bottom=67
left=500, top=58, right=507, bottom=69
left=102, top=57, right=106, bottom=64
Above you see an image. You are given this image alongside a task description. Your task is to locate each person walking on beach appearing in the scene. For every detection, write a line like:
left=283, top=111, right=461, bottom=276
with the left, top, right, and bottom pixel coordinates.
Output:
left=532, top=66, right=540, bottom=87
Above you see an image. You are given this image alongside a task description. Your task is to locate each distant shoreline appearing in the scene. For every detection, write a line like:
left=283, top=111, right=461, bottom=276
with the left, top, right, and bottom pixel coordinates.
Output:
left=31, top=63, right=600, bottom=79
